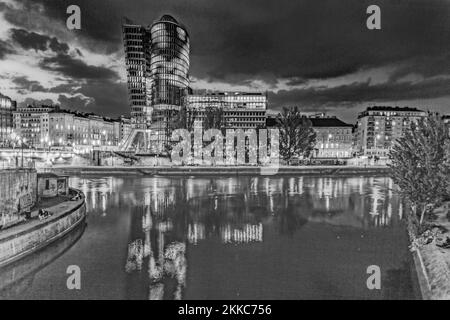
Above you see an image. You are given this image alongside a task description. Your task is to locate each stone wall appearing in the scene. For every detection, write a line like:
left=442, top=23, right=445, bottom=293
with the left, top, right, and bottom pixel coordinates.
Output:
left=0, top=168, right=37, bottom=228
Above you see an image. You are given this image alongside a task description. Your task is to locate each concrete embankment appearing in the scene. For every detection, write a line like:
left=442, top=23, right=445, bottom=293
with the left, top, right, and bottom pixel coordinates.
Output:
left=47, top=165, right=390, bottom=177
left=0, top=190, right=86, bottom=267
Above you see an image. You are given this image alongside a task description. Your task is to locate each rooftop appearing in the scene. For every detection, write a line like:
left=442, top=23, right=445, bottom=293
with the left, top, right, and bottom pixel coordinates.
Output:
left=159, top=14, right=178, bottom=23
left=309, top=117, right=353, bottom=128
left=190, top=91, right=266, bottom=97
left=366, top=106, right=424, bottom=112
left=266, top=116, right=351, bottom=128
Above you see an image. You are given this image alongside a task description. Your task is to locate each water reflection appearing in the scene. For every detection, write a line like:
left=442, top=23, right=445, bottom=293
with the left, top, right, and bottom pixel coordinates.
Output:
left=0, top=223, right=86, bottom=299
left=68, top=175, right=413, bottom=300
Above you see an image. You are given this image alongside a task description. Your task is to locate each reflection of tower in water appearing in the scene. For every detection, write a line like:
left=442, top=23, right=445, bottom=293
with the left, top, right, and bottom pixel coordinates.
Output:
left=125, top=184, right=187, bottom=300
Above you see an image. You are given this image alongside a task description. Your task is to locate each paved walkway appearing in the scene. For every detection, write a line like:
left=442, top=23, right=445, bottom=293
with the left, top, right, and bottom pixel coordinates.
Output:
left=0, top=198, right=83, bottom=242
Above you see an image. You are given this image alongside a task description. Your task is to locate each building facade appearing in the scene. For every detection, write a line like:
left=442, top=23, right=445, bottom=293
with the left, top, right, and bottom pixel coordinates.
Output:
left=123, top=15, right=190, bottom=129
left=122, top=15, right=191, bottom=154
left=355, top=106, right=426, bottom=157
left=119, top=116, right=132, bottom=143
left=187, top=92, right=267, bottom=129
left=266, top=113, right=353, bottom=159
left=309, top=116, right=354, bottom=158
left=0, top=93, right=16, bottom=147
left=13, top=106, right=121, bottom=151
left=13, top=105, right=54, bottom=147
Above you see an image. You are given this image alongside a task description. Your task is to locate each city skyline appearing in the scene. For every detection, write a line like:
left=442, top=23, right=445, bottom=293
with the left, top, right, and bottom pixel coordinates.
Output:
left=0, top=0, right=449, bottom=124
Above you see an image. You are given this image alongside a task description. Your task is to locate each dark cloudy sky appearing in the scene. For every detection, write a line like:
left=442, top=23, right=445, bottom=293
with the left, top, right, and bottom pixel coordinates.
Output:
left=0, top=0, right=449, bottom=123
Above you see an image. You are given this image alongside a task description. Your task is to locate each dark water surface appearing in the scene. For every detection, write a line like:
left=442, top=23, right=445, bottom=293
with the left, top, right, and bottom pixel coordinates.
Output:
left=0, top=175, right=419, bottom=299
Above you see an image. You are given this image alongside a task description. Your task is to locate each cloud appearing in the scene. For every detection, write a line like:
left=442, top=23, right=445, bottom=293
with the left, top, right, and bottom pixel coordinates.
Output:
left=10, top=28, right=70, bottom=55
left=39, top=53, right=119, bottom=80
left=12, top=76, right=47, bottom=92
left=269, top=78, right=450, bottom=110
left=18, top=97, right=55, bottom=108
left=1, top=0, right=449, bottom=122
left=0, top=39, right=15, bottom=59
left=57, top=93, right=94, bottom=109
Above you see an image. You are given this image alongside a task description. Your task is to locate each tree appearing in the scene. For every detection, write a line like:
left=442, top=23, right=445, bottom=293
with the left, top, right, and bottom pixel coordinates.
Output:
left=203, top=107, right=223, bottom=130
left=170, top=105, right=197, bottom=131
left=389, top=112, right=450, bottom=228
left=276, top=106, right=317, bottom=164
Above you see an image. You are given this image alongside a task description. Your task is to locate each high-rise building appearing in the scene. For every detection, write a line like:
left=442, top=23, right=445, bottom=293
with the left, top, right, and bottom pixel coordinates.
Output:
left=186, top=92, right=267, bottom=129
left=0, top=93, right=16, bottom=147
left=122, top=14, right=190, bottom=154
left=355, top=106, right=426, bottom=157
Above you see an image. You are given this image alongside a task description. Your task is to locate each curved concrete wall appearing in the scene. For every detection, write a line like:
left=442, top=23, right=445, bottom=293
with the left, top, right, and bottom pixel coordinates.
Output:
left=0, top=197, right=86, bottom=267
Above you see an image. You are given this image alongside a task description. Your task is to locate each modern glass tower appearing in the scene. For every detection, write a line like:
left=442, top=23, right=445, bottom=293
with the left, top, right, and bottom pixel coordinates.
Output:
left=122, top=15, right=190, bottom=154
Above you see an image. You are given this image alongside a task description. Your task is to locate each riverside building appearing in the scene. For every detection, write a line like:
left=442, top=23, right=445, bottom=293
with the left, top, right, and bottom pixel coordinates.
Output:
left=186, top=92, right=267, bottom=129
left=122, top=14, right=190, bottom=153
left=266, top=113, right=353, bottom=159
left=309, top=116, right=354, bottom=159
left=0, top=93, right=16, bottom=147
left=13, top=106, right=123, bottom=151
left=355, top=106, right=426, bottom=157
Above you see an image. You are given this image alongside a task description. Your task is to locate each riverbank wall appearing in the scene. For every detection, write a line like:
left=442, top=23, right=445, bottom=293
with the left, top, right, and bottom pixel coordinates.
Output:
left=0, top=189, right=86, bottom=268
left=0, top=168, right=37, bottom=228
left=46, top=165, right=390, bottom=177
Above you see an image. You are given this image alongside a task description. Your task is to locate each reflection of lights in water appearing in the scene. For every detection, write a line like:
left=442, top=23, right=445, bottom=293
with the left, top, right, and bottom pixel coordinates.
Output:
left=188, top=223, right=205, bottom=245
left=264, top=178, right=270, bottom=197
left=387, top=203, right=392, bottom=221
left=91, top=189, right=96, bottom=209
left=289, top=177, right=295, bottom=195
left=187, top=178, right=194, bottom=200
left=369, top=183, right=382, bottom=216
left=221, top=223, right=263, bottom=244
left=157, top=221, right=172, bottom=232
left=269, top=195, right=274, bottom=213
left=297, top=177, right=303, bottom=195
left=251, top=177, right=258, bottom=194
left=101, top=193, right=107, bottom=212
left=359, top=177, right=364, bottom=194
left=144, top=192, right=151, bottom=206
left=142, top=206, right=152, bottom=231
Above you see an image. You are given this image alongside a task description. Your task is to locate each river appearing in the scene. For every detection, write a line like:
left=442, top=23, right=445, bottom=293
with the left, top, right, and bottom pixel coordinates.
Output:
left=0, top=175, right=420, bottom=299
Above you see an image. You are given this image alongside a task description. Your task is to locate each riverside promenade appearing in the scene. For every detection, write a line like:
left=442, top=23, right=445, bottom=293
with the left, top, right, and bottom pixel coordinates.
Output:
left=45, top=165, right=391, bottom=177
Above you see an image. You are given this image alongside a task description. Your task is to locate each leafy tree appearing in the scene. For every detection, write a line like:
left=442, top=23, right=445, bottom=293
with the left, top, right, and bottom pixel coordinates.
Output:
left=276, top=106, right=317, bottom=164
left=203, top=107, right=223, bottom=130
left=389, top=112, right=450, bottom=227
left=170, top=105, right=197, bottom=131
